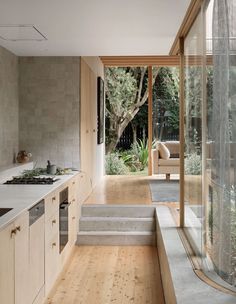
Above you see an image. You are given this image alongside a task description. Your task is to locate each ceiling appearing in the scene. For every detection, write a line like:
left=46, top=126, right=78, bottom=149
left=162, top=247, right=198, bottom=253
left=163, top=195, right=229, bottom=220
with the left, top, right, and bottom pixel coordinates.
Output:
left=0, top=0, right=191, bottom=56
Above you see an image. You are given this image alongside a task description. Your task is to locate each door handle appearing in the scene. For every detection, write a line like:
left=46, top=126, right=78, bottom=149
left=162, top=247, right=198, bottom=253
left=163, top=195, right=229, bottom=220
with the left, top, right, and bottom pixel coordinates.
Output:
left=11, top=228, right=17, bottom=238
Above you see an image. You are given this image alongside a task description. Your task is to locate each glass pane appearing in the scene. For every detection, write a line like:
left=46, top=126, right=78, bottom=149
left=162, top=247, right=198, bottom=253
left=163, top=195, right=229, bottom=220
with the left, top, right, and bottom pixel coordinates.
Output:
left=203, top=0, right=236, bottom=289
left=152, top=67, right=179, bottom=143
left=184, top=11, right=203, bottom=255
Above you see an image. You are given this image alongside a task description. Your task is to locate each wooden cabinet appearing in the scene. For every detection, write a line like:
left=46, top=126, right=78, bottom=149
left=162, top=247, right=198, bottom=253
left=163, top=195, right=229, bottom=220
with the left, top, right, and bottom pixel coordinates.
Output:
left=68, top=198, right=77, bottom=245
left=0, top=173, right=84, bottom=304
left=78, top=172, right=91, bottom=204
left=45, top=232, right=59, bottom=295
left=44, top=191, right=60, bottom=295
left=15, top=212, right=30, bottom=304
left=0, top=222, right=15, bottom=304
left=0, top=212, right=29, bottom=304
left=80, top=59, right=98, bottom=188
left=66, top=177, right=78, bottom=247
left=29, top=215, right=44, bottom=304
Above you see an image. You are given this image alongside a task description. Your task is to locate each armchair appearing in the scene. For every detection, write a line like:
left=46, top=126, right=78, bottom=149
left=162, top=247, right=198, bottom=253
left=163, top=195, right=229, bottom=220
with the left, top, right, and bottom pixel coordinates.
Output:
left=152, top=141, right=180, bottom=180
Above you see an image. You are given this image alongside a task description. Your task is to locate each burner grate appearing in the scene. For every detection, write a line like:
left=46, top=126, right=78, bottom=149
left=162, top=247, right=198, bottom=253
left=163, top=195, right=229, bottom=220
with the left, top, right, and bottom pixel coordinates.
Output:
left=4, top=177, right=59, bottom=185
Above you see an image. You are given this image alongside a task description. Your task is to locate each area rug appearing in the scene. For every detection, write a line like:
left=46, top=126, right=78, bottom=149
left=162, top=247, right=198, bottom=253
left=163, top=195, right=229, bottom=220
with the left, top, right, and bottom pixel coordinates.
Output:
left=149, top=180, right=179, bottom=202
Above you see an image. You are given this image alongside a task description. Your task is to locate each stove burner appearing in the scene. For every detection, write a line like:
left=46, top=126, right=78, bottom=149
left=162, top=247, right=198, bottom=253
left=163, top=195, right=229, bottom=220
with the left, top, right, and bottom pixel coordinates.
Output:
left=4, top=177, right=59, bottom=185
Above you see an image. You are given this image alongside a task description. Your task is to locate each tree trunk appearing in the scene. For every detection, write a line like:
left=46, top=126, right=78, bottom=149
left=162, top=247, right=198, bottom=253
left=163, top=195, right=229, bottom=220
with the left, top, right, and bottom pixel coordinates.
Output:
left=106, top=68, right=159, bottom=153
left=142, top=126, right=146, bottom=142
left=131, top=123, right=137, bottom=143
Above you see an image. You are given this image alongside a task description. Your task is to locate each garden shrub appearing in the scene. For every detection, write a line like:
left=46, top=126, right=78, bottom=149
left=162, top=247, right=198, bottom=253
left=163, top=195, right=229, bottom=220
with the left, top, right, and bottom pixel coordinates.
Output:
left=185, top=152, right=201, bottom=175
left=105, top=153, right=128, bottom=175
left=119, top=150, right=141, bottom=172
left=131, top=139, right=148, bottom=170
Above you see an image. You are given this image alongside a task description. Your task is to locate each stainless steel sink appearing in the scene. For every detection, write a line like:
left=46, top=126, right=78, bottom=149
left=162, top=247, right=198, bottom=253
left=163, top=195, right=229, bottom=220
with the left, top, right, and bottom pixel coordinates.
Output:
left=0, top=208, right=13, bottom=217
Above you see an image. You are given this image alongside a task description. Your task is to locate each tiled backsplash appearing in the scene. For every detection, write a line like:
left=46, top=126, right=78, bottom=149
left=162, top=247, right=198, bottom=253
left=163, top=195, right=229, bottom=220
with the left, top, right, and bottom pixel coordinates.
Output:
left=19, top=57, right=80, bottom=169
left=0, top=47, right=19, bottom=167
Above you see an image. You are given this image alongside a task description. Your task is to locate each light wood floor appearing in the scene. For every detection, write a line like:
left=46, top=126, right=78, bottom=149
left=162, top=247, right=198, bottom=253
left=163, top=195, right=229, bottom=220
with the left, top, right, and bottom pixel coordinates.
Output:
left=85, top=175, right=152, bottom=205
left=85, top=174, right=179, bottom=205
left=46, top=246, right=165, bottom=304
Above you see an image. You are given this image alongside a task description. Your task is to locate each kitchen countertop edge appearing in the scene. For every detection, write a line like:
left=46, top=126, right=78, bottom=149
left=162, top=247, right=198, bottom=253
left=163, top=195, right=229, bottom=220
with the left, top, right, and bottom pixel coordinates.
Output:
left=0, top=171, right=81, bottom=230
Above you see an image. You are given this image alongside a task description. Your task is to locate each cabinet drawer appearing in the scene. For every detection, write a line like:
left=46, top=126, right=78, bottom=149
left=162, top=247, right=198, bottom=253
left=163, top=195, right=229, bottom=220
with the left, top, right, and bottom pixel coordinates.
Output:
left=45, top=211, right=59, bottom=246
left=45, top=192, right=59, bottom=221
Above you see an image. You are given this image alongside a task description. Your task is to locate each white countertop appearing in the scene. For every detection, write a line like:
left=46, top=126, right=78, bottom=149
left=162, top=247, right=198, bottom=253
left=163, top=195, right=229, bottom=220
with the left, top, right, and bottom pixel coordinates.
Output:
left=0, top=171, right=80, bottom=230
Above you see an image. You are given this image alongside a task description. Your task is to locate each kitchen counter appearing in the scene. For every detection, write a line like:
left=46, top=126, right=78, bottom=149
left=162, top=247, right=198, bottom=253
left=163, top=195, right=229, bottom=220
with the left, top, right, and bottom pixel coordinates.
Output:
left=0, top=171, right=80, bottom=230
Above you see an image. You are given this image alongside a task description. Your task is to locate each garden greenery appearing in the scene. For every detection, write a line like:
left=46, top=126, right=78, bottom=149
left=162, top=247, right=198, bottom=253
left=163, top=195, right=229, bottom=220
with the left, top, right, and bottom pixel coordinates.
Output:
left=105, top=153, right=128, bottom=175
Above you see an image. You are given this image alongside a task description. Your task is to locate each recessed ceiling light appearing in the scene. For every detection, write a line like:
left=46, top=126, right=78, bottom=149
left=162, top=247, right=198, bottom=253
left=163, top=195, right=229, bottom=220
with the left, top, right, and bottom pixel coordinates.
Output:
left=0, top=25, right=47, bottom=41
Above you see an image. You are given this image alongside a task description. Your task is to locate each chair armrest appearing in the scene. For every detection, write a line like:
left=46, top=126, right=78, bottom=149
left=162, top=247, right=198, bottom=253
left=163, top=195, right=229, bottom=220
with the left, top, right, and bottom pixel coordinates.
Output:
left=152, top=149, right=159, bottom=173
left=152, top=149, right=160, bottom=164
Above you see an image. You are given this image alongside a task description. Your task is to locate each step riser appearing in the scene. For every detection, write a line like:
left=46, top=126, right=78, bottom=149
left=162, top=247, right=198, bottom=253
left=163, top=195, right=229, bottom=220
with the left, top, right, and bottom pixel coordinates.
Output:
left=82, top=205, right=156, bottom=218
left=79, top=219, right=155, bottom=232
left=77, top=234, right=156, bottom=246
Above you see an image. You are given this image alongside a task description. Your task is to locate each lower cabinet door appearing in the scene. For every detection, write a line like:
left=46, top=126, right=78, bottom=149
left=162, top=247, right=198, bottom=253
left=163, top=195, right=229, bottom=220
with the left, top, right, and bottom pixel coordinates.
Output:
left=0, top=223, right=15, bottom=304
left=69, top=200, right=78, bottom=246
left=29, top=215, right=45, bottom=303
left=78, top=173, right=92, bottom=204
left=15, top=212, right=30, bottom=304
left=45, top=232, right=60, bottom=295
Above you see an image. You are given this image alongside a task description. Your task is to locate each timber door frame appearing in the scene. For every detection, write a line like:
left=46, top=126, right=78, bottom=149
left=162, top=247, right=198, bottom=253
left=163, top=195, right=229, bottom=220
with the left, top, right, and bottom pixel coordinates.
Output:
left=100, top=56, right=180, bottom=177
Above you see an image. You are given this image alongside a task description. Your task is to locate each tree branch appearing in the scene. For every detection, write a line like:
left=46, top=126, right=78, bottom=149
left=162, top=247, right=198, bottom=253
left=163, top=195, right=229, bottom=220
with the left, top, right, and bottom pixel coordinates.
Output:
left=136, top=67, right=147, bottom=104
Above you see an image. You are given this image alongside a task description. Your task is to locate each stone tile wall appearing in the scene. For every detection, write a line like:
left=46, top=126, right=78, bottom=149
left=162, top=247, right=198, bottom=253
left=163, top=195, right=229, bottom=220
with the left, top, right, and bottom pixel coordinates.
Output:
left=0, top=46, right=19, bottom=167
left=19, top=57, right=80, bottom=169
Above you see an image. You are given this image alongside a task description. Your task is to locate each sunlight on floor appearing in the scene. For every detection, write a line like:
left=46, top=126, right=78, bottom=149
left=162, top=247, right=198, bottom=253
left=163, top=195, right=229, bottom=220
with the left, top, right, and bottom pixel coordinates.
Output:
left=46, top=246, right=165, bottom=304
left=84, top=174, right=179, bottom=205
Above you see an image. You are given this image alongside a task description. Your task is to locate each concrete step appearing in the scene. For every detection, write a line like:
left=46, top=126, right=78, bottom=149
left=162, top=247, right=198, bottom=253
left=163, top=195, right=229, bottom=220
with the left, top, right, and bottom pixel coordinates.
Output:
left=81, top=205, right=156, bottom=218
left=79, top=216, right=155, bottom=232
left=77, top=231, right=156, bottom=246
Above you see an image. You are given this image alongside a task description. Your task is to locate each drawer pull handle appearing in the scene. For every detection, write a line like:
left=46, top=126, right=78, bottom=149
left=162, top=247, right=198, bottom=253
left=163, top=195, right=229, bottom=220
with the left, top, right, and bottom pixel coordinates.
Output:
left=73, top=181, right=75, bottom=185
left=52, top=197, right=56, bottom=201
left=52, top=242, right=56, bottom=248
left=52, top=219, right=56, bottom=224
left=11, top=228, right=17, bottom=238
left=72, top=216, right=76, bottom=220
left=16, top=226, right=21, bottom=232
left=72, top=199, right=76, bottom=202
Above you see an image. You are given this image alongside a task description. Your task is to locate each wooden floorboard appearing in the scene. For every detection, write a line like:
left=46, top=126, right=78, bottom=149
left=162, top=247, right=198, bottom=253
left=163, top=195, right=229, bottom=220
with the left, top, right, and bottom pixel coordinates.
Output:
left=45, top=246, right=165, bottom=304
left=84, top=174, right=179, bottom=205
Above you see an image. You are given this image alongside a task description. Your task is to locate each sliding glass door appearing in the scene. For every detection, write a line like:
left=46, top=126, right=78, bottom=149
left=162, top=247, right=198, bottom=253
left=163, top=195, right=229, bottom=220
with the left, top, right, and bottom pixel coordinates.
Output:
left=183, top=0, right=236, bottom=290
left=203, top=0, right=236, bottom=287
left=184, top=10, right=204, bottom=255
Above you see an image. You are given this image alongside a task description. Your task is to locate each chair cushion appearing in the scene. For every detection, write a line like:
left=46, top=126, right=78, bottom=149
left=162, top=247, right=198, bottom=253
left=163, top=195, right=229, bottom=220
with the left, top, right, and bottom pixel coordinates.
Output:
left=170, top=153, right=179, bottom=158
left=159, top=158, right=180, bottom=166
left=157, top=142, right=170, bottom=160
left=165, top=141, right=179, bottom=155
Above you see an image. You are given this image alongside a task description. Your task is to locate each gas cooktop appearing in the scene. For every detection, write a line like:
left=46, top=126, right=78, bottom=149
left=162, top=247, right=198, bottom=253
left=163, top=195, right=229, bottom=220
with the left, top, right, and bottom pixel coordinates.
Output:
left=4, top=177, right=59, bottom=185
